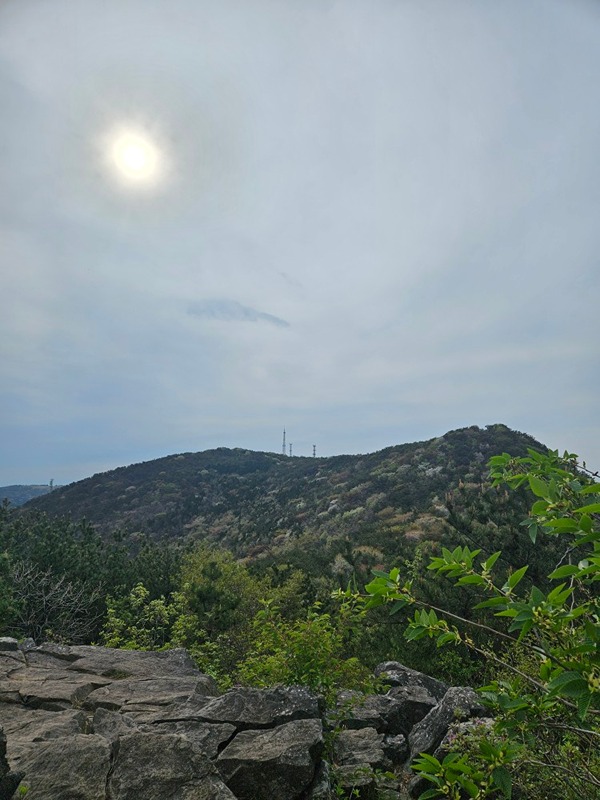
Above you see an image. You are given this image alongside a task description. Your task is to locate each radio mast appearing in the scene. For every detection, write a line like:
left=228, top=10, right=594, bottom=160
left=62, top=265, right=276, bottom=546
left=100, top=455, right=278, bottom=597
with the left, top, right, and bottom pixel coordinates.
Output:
left=282, top=429, right=286, bottom=456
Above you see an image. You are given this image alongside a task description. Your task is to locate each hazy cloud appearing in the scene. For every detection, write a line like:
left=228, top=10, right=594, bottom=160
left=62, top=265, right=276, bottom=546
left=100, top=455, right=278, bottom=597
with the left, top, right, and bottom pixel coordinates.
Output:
left=188, top=299, right=289, bottom=328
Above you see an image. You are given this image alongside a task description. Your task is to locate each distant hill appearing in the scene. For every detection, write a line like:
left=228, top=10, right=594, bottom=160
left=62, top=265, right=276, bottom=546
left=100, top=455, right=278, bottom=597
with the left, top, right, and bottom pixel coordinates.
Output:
left=23, top=424, right=543, bottom=558
left=1, top=484, right=56, bottom=507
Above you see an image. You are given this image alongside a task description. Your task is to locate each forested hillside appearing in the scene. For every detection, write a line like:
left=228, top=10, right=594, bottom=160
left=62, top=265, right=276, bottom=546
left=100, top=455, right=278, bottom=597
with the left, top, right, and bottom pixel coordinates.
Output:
left=24, top=424, right=540, bottom=554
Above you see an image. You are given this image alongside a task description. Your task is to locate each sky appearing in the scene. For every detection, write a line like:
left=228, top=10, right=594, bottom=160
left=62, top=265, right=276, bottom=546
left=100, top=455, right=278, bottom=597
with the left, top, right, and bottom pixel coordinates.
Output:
left=1, top=0, right=599, bottom=486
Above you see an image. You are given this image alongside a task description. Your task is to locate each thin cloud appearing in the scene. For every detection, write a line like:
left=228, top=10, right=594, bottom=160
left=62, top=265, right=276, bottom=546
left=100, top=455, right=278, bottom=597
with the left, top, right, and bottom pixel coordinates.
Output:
left=188, top=299, right=290, bottom=328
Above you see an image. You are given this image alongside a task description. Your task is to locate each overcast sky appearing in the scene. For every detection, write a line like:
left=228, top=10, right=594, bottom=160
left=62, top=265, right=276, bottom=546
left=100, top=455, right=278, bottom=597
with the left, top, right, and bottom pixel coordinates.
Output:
left=1, top=0, right=599, bottom=485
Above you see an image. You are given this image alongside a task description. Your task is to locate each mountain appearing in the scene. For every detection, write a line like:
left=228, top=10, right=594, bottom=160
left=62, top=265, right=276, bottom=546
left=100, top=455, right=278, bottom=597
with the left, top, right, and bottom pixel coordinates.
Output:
left=23, top=424, right=542, bottom=559
left=1, top=484, right=56, bottom=507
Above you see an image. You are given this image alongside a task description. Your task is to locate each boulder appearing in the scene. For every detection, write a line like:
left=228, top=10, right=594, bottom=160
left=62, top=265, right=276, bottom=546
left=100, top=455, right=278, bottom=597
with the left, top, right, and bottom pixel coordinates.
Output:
left=8, top=734, right=111, bottom=800
left=334, top=727, right=387, bottom=770
left=108, top=731, right=236, bottom=800
left=217, top=719, right=324, bottom=800
left=408, top=686, right=487, bottom=761
left=198, top=686, right=321, bottom=731
left=385, top=685, right=438, bottom=733
left=374, top=662, right=447, bottom=701
left=0, top=728, right=22, bottom=800
left=0, top=707, right=86, bottom=742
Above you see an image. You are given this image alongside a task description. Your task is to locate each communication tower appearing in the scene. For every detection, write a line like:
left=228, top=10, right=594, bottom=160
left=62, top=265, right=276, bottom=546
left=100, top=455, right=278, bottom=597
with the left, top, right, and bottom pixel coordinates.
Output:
left=282, top=429, right=286, bottom=456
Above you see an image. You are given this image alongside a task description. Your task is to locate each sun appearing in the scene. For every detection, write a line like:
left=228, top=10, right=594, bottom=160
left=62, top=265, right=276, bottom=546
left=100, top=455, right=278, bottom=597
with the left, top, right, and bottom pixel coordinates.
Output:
left=106, top=128, right=163, bottom=186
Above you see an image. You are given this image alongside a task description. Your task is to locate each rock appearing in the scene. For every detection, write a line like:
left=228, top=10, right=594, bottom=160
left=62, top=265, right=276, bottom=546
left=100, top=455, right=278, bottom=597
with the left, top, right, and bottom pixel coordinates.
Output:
left=385, top=686, right=438, bottom=733
left=139, top=721, right=236, bottom=760
left=8, top=734, right=111, bottom=800
left=382, top=734, right=409, bottom=766
left=91, top=708, right=138, bottom=741
left=108, top=731, right=236, bottom=800
left=199, top=686, right=321, bottom=731
left=0, top=728, right=23, bottom=800
left=83, top=675, right=212, bottom=714
left=306, top=760, right=331, bottom=799
left=334, top=728, right=387, bottom=770
left=12, top=671, right=112, bottom=711
left=0, top=639, right=18, bottom=652
left=0, top=707, right=86, bottom=742
left=335, top=688, right=433, bottom=737
left=374, top=662, right=448, bottom=701
left=217, top=719, right=324, bottom=800
left=408, top=687, right=487, bottom=761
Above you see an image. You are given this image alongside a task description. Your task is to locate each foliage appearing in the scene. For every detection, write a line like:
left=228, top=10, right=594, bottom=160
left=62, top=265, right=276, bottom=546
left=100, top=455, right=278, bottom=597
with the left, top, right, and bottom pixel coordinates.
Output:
left=100, top=583, right=179, bottom=650
left=0, top=505, right=181, bottom=643
left=237, top=598, right=375, bottom=701
left=364, top=448, right=600, bottom=798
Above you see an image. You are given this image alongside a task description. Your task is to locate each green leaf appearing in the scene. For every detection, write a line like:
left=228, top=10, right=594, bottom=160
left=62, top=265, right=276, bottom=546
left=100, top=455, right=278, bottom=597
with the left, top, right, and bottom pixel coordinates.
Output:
left=436, top=632, right=458, bottom=647
left=507, top=565, right=528, bottom=590
left=548, top=565, right=579, bottom=579
left=474, top=596, right=507, bottom=610
left=457, top=574, right=486, bottom=585
left=580, top=483, right=600, bottom=495
left=483, top=551, right=501, bottom=571
left=543, top=518, right=579, bottom=532
left=528, top=524, right=538, bottom=544
left=370, top=569, right=391, bottom=579
left=574, top=502, right=600, bottom=514
left=531, top=500, right=549, bottom=515
left=418, top=790, right=443, bottom=800
left=529, top=476, right=550, bottom=498
left=492, top=766, right=512, bottom=798
left=389, top=599, right=408, bottom=615
left=577, top=691, right=592, bottom=720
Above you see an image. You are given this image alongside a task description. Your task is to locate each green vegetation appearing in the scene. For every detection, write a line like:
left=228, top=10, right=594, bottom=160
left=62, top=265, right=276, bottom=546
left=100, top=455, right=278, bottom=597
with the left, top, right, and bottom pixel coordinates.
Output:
left=364, top=449, right=600, bottom=798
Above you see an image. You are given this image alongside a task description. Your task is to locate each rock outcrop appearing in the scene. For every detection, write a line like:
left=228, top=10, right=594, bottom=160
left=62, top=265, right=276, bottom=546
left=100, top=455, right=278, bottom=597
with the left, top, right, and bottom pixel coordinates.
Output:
left=0, top=640, right=491, bottom=799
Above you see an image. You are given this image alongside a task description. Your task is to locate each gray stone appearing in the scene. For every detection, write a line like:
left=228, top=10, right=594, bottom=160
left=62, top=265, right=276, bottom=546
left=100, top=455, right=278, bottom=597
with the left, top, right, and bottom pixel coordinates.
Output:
left=140, top=720, right=236, bottom=759
left=0, top=727, right=23, bottom=800
left=385, top=685, right=438, bottom=733
left=374, top=662, right=447, bottom=701
left=0, top=707, right=86, bottom=742
left=336, top=689, right=430, bottom=737
left=199, top=686, right=321, bottom=731
left=408, top=687, right=487, bottom=761
left=0, top=639, right=18, bottom=652
left=306, top=760, right=331, bottom=799
left=217, top=718, right=324, bottom=800
left=382, top=733, right=409, bottom=766
left=108, top=731, right=236, bottom=800
left=14, top=673, right=111, bottom=711
left=83, top=676, right=211, bottom=713
left=7, top=734, right=111, bottom=800
left=334, top=728, right=387, bottom=770
left=91, top=708, right=138, bottom=741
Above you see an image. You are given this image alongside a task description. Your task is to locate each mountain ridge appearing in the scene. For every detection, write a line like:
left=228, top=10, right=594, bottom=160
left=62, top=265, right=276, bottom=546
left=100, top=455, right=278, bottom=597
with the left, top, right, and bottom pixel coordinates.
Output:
left=22, top=424, right=543, bottom=557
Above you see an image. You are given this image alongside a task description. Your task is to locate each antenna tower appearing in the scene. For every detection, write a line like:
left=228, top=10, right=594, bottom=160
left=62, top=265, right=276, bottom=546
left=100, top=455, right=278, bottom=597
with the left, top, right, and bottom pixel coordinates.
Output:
left=312, top=445, right=316, bottom=458
left=282, top=428, right=286, bottom=456
left=289, top=443, right=293, bottom=458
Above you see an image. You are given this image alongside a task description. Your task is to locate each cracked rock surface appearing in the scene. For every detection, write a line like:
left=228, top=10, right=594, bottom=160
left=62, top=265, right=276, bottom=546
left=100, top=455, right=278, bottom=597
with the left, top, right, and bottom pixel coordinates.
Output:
left=0, top=641, right=487, bottom=800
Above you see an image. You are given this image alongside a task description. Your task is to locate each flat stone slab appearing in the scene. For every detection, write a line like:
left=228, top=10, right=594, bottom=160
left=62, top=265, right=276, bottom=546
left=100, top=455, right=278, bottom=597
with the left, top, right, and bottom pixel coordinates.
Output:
left=218, top=719, right=324, bottom=800
left=198, top=686, right=321, bottom=731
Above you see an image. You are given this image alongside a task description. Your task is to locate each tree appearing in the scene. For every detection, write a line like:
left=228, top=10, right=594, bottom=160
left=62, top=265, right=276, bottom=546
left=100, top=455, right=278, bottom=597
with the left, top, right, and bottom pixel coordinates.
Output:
left=363, top=449, right=600, bottom=799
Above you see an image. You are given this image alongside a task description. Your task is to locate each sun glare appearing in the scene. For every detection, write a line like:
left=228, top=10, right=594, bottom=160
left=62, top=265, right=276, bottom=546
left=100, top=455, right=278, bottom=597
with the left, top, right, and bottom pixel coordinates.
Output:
left=106, top=128, right=163, bottom=187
